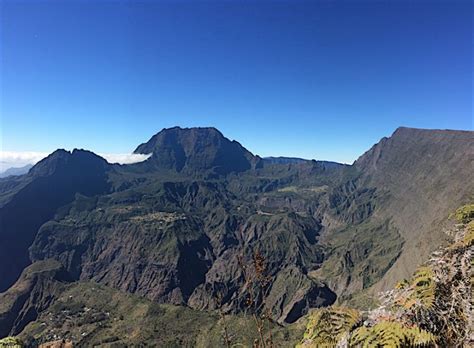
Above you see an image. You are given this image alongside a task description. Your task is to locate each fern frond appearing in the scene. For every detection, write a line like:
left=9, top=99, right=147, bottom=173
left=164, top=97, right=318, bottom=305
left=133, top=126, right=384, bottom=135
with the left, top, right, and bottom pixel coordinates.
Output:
left=406, top=267, right=436, bottom=309
left=300, top=306, right=361, bottom=347
left=462, top=221, right=474, bottom=246
left=0, top=336, right=23, bottom=348
left=395, top=278, right=409, bottom=290
left=453, top=204, right=474, bottom=223
left=350, top=321, right=436, bottom=347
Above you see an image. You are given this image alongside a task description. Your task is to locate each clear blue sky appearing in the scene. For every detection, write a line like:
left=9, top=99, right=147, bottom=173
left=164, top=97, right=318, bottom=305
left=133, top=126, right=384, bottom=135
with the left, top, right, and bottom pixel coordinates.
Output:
left=1, top=0, right=472, bottom=163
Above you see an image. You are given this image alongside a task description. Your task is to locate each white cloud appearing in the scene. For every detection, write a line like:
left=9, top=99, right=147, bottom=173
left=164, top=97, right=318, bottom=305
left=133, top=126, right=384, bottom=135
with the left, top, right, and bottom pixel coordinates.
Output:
left=0, top=151, right=151, bottom=172
left=99, top=153, right=152, bottom=164
left=0, top=151, right=49, bottom=172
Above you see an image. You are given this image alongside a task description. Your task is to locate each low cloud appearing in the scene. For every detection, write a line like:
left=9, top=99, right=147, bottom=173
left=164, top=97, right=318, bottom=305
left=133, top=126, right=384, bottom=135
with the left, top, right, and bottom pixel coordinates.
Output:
left=100, top=153, right=151, bottom=164
left=0, top=151, right=151, bottom=172
left=0, top=151, right=49, bottom=172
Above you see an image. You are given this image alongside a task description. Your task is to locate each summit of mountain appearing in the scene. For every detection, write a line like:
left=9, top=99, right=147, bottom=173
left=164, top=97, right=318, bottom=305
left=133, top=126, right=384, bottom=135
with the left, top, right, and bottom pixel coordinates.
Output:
left=133, top=126, right=261, bottom=175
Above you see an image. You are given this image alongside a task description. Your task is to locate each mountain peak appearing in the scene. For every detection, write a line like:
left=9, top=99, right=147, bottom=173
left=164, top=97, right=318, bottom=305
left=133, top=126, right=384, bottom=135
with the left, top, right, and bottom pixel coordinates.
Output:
left=355, top=127, right=473, bottom=171
left=133, top=126, right=259, bottom=175
left=29, top=149, right=108, bottom=177
left=160, top=125, right=222, bottom=134
left=392, top=126, right=472, bottom=137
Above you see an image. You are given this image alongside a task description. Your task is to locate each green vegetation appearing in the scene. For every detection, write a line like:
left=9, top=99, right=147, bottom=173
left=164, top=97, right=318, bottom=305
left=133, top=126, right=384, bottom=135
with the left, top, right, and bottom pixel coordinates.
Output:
left=453, top=203, right=474, bottom=223
left=299, top=308, right=436, bottom=348
left=404, top=267, right=436, bottom=308
left=17, top=281, right=304, bottom=347
left=460, top=207, right=474, bottom=247
left=0, top=337, right=23, bottom=348
left=1, top=128, right=472, bottom=346
left=350, top=322, right=435, bottom=347
left=298, top=204, right=473, bottom=347
left=297, top=307, right=360, bottom=347
left=313, top=218, right=403, bottom=297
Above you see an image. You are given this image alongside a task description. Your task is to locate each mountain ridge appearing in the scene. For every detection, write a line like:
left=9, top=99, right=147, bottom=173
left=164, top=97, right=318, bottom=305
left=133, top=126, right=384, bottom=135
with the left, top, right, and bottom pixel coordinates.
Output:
left=354, top=125, right=473, bottom=291
left=0, top=164, right=33, bottom=178
left=0, top=125, right=472, bottom=343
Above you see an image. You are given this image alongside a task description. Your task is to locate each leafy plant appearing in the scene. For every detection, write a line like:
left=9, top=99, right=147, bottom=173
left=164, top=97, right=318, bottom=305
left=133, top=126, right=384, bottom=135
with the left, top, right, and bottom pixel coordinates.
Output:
left=298, top=203, right=473, bottom=348
left=0, top=337, right=23, bottom=348
left=453, top=204, right=474, bottom=223
left=299, top=307, right=361, bottom=347
left=462, top=221, right=474, bottom=246
left=407, top=267, right=436, bottom=309
left=350, top=321, right=436, bottom=347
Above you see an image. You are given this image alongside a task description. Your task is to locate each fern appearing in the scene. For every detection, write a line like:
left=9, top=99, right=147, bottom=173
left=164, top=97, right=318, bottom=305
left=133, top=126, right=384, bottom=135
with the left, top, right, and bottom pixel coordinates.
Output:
left=394, top=266, right=436, bottom=310
left=395, top=279, right=409, bottom=290
left=300, top=306, right=361, bottom=347
left=406, top=267, right=436, bottom=309
left=0, top=337, right=23, bottom=348
left=299, top=204, right=472, bottom=348
left=462, top=221, right=474, bottom=246
left=453, top=204, right=474, bottom=223
left=350, top=321, right=436, bottom=347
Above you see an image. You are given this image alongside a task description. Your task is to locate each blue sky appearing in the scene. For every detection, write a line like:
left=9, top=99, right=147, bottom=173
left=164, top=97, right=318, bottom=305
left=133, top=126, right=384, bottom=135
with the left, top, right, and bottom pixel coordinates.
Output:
left=1, top=0, right=472, bottom=165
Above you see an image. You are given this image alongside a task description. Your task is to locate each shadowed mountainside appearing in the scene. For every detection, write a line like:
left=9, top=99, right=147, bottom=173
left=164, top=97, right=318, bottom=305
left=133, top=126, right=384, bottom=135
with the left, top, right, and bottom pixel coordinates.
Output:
left=133, top=126, right=261, bottom=176
left=0, top=149, right=111, bottom=292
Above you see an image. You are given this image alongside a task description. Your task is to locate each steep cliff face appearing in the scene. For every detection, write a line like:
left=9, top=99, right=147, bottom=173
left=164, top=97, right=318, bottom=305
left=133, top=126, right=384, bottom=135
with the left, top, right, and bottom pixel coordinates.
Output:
left=0, top=260, right=67, bottom=337
left=311, top=127, right=474, bottom=302
left=298, top=204, right=474, bottom=347
left=31, top=208, right=213, bottom=305
left=355, top=127, right=474, bottom=290
left=0, top=150, right=111, bottom=292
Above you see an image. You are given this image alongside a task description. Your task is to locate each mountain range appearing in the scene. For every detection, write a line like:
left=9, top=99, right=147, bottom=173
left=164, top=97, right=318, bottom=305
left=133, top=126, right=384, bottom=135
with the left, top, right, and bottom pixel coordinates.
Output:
left=0, top=164, right=33, bottom=178
left=0, top=126, right=472, bottom=346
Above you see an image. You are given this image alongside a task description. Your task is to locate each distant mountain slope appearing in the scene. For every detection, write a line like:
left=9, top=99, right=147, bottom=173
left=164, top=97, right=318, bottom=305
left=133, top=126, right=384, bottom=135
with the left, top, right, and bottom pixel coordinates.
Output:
left=263, top=157, right=342, bottom=169
left=263, top=157, right=309, bottom=164
left=0, top=164, right=33, bottom=178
